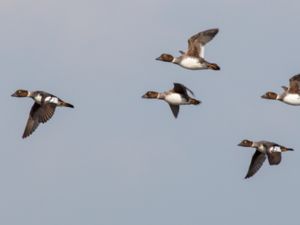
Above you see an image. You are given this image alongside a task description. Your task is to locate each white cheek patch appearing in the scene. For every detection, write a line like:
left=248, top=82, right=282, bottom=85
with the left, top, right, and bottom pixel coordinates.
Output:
left=270, top=146, right=281, bottom=153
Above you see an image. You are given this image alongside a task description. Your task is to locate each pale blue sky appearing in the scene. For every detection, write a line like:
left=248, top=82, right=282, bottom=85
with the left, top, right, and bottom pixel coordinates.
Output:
left=1, top=0, right=300, bottom=224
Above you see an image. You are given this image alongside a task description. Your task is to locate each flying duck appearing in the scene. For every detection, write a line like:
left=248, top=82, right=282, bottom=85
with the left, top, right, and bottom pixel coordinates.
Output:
left=12, top=89, right=74, bottom=138
left=261, top=74, right=300, bottom=105
left=142, top=83, right=201, bottom=118
left=156, top=28, right=220, bottom=70
left=238, top=139, right=293, bottom=179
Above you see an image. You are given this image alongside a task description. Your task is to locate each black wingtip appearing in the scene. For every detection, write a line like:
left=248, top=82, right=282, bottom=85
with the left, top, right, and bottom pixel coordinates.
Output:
left=22, top=133, right=29, bottom=139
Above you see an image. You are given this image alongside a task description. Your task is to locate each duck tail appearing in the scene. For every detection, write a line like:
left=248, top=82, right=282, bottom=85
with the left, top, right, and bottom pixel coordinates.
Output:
left=190, top=98, right=201, bottom=105
left=207, top=63, right=220, bottom=70
left=61, top=101, right=74, bottom=108
left=282, top=147, right=294, bottom=152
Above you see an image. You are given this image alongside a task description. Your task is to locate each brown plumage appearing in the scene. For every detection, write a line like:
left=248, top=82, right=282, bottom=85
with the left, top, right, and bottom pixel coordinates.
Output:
left=246, top=150, right=266, bottom=179
left=238, top=139, right=293, bottom=179
left=142, top=83, right=201, bottom=118
left=186, top=28, right=219, bottom=58
left=156, top=28, right=220, bottom=70
left=23, top=103, right=57, bottom=138
left=12, top=89, right=74, bottom=138
left=288, top=74, right=300, bottom=93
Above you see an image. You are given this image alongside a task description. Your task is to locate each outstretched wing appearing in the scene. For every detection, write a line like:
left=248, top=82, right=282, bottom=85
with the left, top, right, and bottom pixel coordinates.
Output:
left=23, top=103, right=56, bottom=138
left=168, top=104, right=180, bottom=118
left=173, top=83, right=194, bottom=96
left=186, top=28, right=219, bottom=58
left=267, top=152, right=281, bottom=165
left=245, top=150, right=266, bottom=179
left=289, top=74, right=300, bottom=93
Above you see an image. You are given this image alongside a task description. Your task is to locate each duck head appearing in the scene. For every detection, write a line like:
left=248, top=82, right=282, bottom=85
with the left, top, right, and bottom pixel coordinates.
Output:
left=238, top=139, right=253, bottom=147
left=11, top=89, right=29, bottom=97
left=261, top=92, right=278, bottom=100
left=156, top=54, right=174, bottom=62
left=142, top=91, right=159, bottom=99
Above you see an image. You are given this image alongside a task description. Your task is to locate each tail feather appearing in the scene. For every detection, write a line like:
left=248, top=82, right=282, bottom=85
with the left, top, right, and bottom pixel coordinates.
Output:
left=208, top=63, right=220, bottom=70
left=190, top=98, right=201, bottom=105
left=282, top=147, right=294, bottom=152
left=61, top=102, right=74, bottom=108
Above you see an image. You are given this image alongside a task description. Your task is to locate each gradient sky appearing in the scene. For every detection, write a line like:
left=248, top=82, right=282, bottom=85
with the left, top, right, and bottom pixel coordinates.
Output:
left=1, top=0, right=300, bottom=224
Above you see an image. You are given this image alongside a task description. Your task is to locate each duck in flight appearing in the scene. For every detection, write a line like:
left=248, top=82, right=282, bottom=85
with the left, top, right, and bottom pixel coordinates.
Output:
left=261, top=74, right=300, bottom=105
left=156, top=28, right=220, bottom=70
left=142, top=83, right=200, bottom=118
left=12, top=89, right=74, bottom=138
left=238, top=139, right=293, bottom=179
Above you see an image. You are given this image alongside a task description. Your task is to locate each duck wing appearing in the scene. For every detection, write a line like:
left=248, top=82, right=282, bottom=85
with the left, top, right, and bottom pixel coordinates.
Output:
left=288, top=74, right=300, bottom=93
left=168, top=104, right=180, bottom=118
left=23, top=103, right=56, bottom=138
left=245, top=150, right=266, bottom=179
left=186, top=28, right=218, bottom=58
left=173, top=83, right=194, bottom=97
left=267, top=152, right=281, bottom=165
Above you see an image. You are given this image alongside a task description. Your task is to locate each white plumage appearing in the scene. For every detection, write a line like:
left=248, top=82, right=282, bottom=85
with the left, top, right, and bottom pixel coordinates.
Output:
left=164, top=93, right=187, bottom=105
left=282, top=94, right=300, bottom=105
left=179, top=57, right=204, bottom=70
left=45, top=96, right=59, bottom=104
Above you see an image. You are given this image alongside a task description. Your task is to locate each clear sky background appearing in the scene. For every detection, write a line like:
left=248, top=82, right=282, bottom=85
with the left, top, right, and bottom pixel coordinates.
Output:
left=1, top=0, right=300, bottom=224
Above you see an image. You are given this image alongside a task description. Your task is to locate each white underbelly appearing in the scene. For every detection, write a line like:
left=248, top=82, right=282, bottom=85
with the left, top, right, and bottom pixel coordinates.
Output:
left=283, top=94, right=300, bottom=105
left=179, top=57, right=204, bottom=70
left=164, top=93, right=186, bottom=105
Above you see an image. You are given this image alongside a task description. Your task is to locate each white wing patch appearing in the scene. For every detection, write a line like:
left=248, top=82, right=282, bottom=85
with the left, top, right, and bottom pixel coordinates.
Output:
left=200, top=45, right=205, bottom=58
left=270, top=146, right=282, bottom=153
left=45, top=96, right=59, bottom=104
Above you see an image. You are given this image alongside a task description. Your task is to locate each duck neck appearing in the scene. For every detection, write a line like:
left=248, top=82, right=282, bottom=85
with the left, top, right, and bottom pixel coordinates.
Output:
left=157, top=93, right=165, bottom=100
left=252, top=141, right=259, bottom=148
left=172, top=57, right=180, bottom=64
left=277, top=93, right=284, bottom=101
left=27, top=91, right=33, bottom=97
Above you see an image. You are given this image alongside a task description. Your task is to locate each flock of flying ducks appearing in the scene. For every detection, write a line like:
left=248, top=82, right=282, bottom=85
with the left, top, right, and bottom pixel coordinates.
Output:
left=12, top=28, right=298, bottom=179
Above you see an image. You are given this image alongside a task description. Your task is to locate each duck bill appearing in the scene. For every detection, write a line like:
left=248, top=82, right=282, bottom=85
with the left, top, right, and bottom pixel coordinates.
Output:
left=11, top=92, right=17, bottom=97
left=261, top=94, right=268, bottom=99
left=237, top=142, right=246, bottom=147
